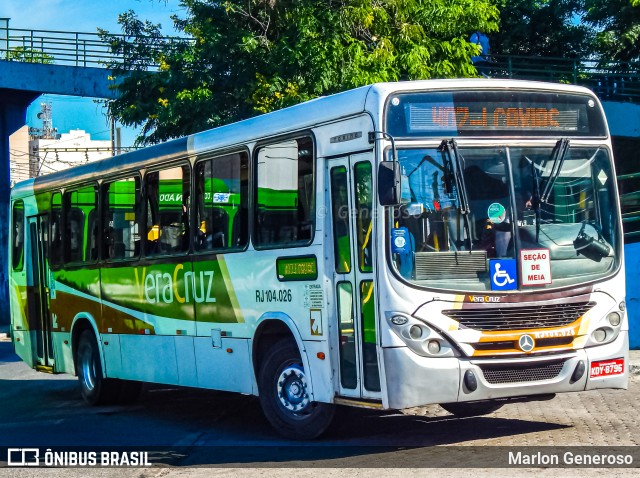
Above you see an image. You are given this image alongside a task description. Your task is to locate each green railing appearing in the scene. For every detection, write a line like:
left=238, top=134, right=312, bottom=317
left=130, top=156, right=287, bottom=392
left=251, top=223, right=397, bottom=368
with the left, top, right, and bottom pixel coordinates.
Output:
left=0, top=26, right=182, bottom=68
left=617, top=173, right=640, bottom=240
left=485, top=55, right=640, bottom=102
left=3, top=24, right=640, bottom=99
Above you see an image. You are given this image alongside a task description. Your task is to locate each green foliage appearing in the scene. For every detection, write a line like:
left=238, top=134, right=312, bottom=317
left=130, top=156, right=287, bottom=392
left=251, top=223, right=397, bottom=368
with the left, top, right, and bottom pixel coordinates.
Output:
left=102, top=0, right=498, bottom=145
left=6, top=46, right=54, bottom=64
left=493, top=0, right=640, bottom=64
left=585, top=0, right=640, bottom=62
left=491, top=0, right=592, bottom=57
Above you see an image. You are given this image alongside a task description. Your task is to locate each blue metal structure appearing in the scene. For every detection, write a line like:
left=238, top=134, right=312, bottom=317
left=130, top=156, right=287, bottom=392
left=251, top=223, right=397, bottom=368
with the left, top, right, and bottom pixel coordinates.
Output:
left=0, top=63, right=118, bottom=325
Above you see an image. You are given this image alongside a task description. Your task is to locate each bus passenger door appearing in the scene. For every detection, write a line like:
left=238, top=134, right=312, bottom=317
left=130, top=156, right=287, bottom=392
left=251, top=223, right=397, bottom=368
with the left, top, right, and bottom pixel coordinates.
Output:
left=326, top=154, right=381, bottom=400
left=26, top=215, right=55, bottom=371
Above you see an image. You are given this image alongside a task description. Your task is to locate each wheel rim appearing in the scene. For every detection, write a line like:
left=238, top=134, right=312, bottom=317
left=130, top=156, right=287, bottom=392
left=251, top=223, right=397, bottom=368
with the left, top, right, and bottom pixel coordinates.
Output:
left=79, top=345, right=96, bottom=392
left=276, top=364, right=310, bottom=414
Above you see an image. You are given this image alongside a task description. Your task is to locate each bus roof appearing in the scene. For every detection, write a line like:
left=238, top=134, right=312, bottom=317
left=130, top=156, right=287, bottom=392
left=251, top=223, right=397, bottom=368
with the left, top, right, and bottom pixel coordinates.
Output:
left=12, top=79, right=600, bottom=197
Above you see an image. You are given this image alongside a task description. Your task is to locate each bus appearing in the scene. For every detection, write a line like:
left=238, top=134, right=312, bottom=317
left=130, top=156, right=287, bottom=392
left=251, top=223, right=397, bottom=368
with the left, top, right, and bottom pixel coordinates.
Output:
left=9, top=79, right=628, bottom=439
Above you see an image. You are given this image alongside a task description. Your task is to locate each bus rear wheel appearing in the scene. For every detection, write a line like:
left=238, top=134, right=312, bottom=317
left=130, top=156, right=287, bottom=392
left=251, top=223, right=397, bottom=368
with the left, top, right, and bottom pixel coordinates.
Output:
left=76, top=330, right=132, bottom=406
left=258, top=339, right=335, bottom=439
left=439, top=401, right=503, bottom=417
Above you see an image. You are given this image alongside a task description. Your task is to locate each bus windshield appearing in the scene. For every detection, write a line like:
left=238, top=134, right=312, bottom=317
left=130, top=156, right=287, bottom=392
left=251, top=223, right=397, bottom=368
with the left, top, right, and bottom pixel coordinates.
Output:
left=390, top=145, right=620, bottom=291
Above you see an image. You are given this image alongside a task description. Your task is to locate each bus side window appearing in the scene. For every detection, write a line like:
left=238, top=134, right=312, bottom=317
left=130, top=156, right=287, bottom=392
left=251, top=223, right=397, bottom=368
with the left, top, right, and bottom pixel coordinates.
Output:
left=87, top=210, right=99, bottom=261
left=64, top=185, right=97, bottom=264
left=104, top=176, right=140, bottom=260
left=254, top=137, right=315, bottom=248
left=195, top=151, right=248, bottom=252
left=50, top=192, right=63, bottom=267
left=66, top=209, right=83, bottom=263
left=145, top=165, right=190, bottom=256
left=12, top=200, right=24, bottom=271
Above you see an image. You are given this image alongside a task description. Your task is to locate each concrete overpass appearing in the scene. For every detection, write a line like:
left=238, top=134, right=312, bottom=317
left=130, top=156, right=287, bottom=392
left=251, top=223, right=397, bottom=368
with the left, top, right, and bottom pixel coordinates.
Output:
left=0, top=60, right=118, bottom=325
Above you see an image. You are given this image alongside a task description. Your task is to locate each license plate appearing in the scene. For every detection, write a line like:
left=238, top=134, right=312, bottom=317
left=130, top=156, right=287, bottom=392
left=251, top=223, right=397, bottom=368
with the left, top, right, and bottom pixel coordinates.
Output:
left=589, top=358, right=625, bottom=378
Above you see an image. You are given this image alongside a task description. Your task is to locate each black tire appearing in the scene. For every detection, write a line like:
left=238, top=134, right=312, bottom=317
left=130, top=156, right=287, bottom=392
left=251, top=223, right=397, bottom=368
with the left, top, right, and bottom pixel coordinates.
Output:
left=439, top=401, right=503, bottom=417
left=75, top=330, right=122, bottom=406
left=258, top=338, right=335, bottom=439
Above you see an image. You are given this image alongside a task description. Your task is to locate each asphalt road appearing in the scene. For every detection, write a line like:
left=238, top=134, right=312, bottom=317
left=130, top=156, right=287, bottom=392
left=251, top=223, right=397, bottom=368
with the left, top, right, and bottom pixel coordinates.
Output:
left=0, top=339, right=639, bottom=475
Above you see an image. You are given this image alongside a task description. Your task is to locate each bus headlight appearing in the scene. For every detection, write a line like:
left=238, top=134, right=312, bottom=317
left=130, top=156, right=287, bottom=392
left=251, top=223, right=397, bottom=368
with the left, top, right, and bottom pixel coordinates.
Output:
left=409, top=325, right=423, bottom=340
left=385, top=312, right=458, bottom=358
left=584, top=306, right=623, bottom=348
left=592, top=328, right=607, bottom=343
left=607, top=312, right=621, bottom=326
left=427, top=340, right=441, bottom=354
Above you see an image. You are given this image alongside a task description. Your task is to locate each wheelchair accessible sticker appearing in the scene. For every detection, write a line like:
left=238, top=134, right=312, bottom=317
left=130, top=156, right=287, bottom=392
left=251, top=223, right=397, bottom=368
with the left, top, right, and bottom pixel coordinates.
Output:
left=490, top=259, right=517, bottom=291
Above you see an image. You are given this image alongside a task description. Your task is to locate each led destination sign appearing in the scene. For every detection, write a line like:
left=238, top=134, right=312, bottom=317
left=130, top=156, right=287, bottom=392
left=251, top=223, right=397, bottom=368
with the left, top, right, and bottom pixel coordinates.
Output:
left=386, top=90, right=607, bottom=137
left=425, top=105, right=567, bottom=130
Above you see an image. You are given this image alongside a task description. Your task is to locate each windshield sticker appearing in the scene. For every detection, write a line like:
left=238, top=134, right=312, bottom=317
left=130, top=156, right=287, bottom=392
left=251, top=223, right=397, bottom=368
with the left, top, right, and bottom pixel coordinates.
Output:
left=392, top=227, right=410, bottom=253
left=212, top=192, right=230, bottom=203
left=598, top=170, right=608, bottom=185
left=487, top=203, right=506, bottom=224
left=520, top=249, right=552, bottom=286
left=490, top=259, right=517, bottom=291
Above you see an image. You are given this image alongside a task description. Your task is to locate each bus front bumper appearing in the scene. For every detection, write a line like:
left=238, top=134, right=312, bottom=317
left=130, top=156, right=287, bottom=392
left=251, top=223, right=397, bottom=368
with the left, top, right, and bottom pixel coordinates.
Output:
left=383, top=331, right=629, bottom=410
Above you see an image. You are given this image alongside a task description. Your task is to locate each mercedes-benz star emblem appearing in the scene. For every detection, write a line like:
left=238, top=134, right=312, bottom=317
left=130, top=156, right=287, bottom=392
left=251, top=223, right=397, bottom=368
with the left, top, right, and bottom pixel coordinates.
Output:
left=518, top=334, right=535, bottom=352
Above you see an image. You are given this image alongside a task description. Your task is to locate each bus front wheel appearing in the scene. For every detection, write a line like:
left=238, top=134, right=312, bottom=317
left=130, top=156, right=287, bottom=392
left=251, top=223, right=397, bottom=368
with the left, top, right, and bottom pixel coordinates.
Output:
left=439, top=401, right=503, bottom=417
left=258, top=339, right=335, bottom=439
left=76, top=330, right=123, bottom=406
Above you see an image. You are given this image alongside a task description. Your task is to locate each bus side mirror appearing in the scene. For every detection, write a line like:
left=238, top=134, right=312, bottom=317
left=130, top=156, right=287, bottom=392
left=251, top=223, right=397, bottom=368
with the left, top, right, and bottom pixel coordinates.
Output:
left=378, top=161, right=401, bottom=206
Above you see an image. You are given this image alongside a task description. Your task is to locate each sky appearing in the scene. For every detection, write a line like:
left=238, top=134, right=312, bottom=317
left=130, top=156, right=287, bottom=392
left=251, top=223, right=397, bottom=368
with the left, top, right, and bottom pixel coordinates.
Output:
left=3, top=0, right=187, bottom=147
left=3, top=0, right=186, bottom=36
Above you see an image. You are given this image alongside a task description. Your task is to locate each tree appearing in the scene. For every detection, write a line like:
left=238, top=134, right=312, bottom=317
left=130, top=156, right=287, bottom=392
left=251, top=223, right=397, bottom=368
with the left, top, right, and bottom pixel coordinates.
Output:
left=491, top=0, right=592, bottom=58
left=6, top=46, right=54, bottom=64
left=585, top=0, right=640, bottom=62
left=101, top=0, right=499, bottom=145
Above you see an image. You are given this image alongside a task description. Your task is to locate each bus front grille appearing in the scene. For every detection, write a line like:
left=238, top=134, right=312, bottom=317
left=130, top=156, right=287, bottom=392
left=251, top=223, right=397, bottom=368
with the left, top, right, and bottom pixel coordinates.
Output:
left=478, top=360, right=567, bottom=384
left=443, top=301, right=595, bottom=331
left=472, top=336, right=574, bottom=352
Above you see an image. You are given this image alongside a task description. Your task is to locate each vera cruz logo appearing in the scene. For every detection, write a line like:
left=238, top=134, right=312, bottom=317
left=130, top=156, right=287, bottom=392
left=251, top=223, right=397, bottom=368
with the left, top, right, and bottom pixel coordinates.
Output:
left=134, top=265, right=217, bottom=304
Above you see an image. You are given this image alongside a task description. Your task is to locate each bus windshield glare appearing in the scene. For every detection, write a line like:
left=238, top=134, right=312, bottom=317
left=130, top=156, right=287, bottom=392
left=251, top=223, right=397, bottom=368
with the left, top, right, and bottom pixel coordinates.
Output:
left=390, top=145, right=620, bottom=291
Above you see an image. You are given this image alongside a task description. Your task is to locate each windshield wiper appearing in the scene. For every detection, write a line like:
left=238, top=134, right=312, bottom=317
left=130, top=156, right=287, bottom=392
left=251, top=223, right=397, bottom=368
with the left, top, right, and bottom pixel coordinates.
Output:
left=530, top=159, right=542, bottom=243
left=541, top=138, right=570, bottom=203
left=439, top=139, right=472, bottom=251
left=529, top=138, right=569, bottom=244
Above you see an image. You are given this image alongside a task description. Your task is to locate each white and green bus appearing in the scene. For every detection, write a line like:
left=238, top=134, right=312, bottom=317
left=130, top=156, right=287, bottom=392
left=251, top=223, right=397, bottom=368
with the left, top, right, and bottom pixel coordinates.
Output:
left=9, top=79, right=629, bottom=439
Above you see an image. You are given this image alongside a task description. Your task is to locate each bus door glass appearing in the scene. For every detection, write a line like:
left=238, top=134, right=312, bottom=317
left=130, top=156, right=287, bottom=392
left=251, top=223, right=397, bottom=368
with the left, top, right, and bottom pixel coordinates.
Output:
left=26, top=214, right=55, bottom=371
left=327, top=153, right=381, bottom=399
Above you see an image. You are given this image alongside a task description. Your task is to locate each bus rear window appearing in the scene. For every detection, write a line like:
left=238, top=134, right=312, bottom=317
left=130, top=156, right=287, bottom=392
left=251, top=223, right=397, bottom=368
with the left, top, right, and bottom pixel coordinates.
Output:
left=386, top=90, right=607, bottom=137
